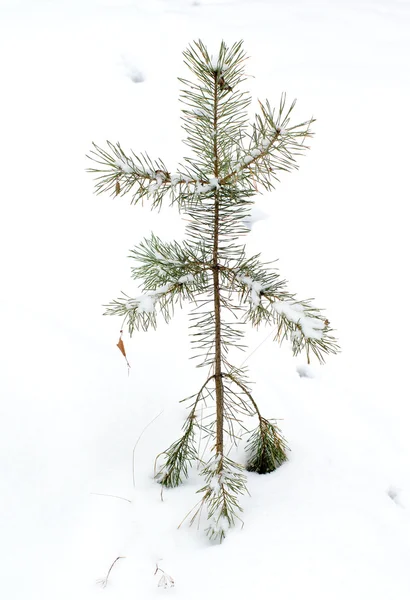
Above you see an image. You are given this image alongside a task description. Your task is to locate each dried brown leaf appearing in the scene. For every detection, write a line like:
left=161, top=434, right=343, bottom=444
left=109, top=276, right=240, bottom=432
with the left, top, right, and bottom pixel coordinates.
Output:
left=117, top=337, right=127, bottom=357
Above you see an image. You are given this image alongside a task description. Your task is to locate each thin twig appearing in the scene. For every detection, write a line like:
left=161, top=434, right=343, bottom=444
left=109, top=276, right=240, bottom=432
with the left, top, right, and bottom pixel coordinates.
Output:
left=177, top=497, right=204, bottom=530
left=133, top=410, right=164, bottom=488
left=91, top=492, right=132, bottom=503
left=154, top=563, right=175, bottom=588
left=238, top=327, right=276, bottom=369
left=96, top=556, right=125, bottom=588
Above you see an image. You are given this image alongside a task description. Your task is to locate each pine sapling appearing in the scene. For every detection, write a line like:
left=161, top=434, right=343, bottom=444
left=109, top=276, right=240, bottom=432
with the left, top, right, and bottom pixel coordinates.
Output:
left=87, top=40, right=339, bottom=542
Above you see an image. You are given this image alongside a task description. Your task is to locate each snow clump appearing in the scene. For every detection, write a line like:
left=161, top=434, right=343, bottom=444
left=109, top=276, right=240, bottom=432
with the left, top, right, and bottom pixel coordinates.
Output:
left=273, top=301, right=325, bottom=339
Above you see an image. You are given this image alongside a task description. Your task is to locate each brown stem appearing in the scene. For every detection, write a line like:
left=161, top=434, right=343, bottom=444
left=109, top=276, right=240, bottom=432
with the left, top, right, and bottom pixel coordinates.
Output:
left=222, top=372, right=262, bottom=422
left=212, top=72, right=224, bottom=459
left=97, top=556, right=125, bottom=588
left=219, top=129, right=280, bottom=186
left=222, top=372, right=272, bottom=468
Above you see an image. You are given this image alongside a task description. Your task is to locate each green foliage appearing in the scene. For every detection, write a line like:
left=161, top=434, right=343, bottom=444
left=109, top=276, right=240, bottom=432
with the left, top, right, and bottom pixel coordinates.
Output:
left=104, top=233, right=208, bottom=335
left=87, top=39, right=340, bottom=542
left=155, top=412, right=197, bottom=488
left=188, top=454, right=248, bottom=543
left=246, top=418, right=289, bottom=474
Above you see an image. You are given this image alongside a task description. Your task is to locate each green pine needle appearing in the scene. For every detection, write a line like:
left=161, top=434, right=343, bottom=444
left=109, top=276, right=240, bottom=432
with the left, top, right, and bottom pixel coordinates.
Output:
left=155, top=417, right=197, bottom=488
left=190, top=454, right=248, bottom=543
left=246, top=418, right=289, bottom=474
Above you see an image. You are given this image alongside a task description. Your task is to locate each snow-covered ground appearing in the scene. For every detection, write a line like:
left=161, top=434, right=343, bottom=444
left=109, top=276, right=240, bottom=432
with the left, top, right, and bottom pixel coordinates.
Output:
left=1, top=0, right=410, bottom=598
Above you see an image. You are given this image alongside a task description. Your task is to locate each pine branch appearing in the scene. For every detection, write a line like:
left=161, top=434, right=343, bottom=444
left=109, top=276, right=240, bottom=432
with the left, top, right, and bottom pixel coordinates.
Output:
left=155, top=375, right=216, bottom=487
left=210, top=252, right=340, bottom=364
left=154, top=413, right=197, bottom=488
left=221, top=371, right=289, bottom=474
left=189, top=454, right=247, bottom=543
left=129, top=233, right=210, bottom=289
left=246, top=418, right=288, bottom=474
left=227, top=257, right=339, bottom=364
left=204, top=95, right=314, bottom=193
left=87, top=141, right=214, bottom=209
left=104, top=275, right=197, bottom=335
left=180, top=40, right=251, bottom=178
left=270, top=299, right=339, bottom=364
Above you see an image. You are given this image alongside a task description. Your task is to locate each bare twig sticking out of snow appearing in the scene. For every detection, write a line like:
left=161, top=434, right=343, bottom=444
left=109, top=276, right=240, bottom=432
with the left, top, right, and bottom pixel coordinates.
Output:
left=117, top=330, right=131, bottom=371
left=91, top=492, right=132, bottom=503
left=132, top=410, right=164, bottom=488
left=96, top=556, right=125, bottom=588
left=154, top=563, right=175, bottom=589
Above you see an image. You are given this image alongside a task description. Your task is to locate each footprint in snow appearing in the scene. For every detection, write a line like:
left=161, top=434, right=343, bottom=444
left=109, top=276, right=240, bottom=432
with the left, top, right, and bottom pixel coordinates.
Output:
left=120, top=55, right=145, bottom=83
left=387, top=486, right=408, bottom=508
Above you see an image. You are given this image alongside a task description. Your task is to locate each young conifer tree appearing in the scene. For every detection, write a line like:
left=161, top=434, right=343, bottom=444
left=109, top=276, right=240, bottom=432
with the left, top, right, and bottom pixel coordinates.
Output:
left=87, top=40, right=339, bottom=542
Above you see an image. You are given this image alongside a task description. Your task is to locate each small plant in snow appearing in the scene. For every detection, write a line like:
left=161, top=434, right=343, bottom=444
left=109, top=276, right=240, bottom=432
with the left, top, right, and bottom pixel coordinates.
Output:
left=87, top=40, right=339, bottom=542
left=154, top=563, right=175, bottom=589
left=96, top=556, right=125, bottom=588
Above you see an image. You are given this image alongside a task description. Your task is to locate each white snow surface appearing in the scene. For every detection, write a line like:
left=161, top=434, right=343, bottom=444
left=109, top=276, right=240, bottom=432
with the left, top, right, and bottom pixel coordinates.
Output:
left=1, top=1, right=410, bottom=599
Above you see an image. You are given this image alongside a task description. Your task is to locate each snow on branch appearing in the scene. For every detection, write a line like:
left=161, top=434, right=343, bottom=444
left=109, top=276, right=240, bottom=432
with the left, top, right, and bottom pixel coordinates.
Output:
left=87, top=141, right=171, bottom=208
left=219, top=253, right=287, bottom=306
left=195, top=177, right=220, bottom=195
left=125, top=284, right=172, bottom=313
left=105, top=275, right=200, bottom=335
left=185, top=454, right=247, bottom=543
left=220, top=94, right=314, bottom=192
left=104, top=234, right=214, bottom=336
left=270, top=297, right=339, bottom=363
left=272, top=300, right=325, bottom=340
left=87, top=141, right=224, bottom=209
left=130, top=233, right=210, bottom=290
left=228, top=256, right=338, bottom=363
left=237, top=274, right=264, bottom=307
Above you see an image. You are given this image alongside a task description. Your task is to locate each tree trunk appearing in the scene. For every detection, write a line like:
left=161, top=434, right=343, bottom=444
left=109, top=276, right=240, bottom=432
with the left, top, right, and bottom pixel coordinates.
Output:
left=212, top=71, right=224, bottom=457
